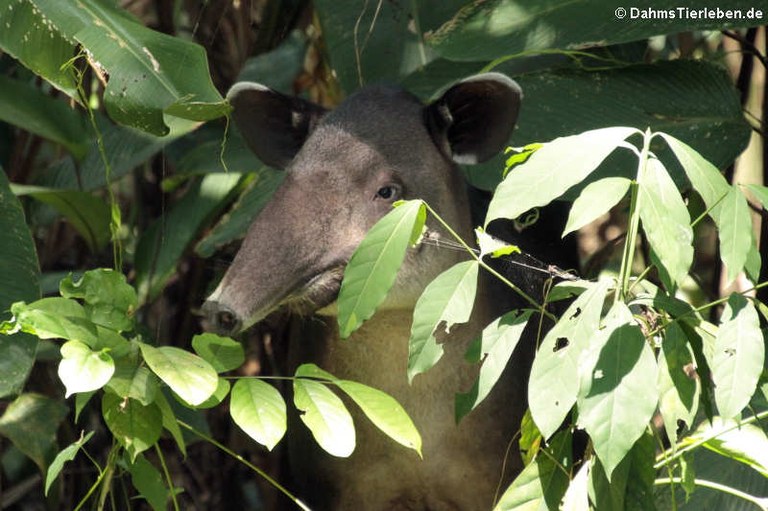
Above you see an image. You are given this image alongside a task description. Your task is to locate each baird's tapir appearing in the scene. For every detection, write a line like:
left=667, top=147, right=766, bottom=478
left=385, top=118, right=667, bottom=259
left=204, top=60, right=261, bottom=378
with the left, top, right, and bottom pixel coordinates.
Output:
left=204, top=74, right=548, bottom=510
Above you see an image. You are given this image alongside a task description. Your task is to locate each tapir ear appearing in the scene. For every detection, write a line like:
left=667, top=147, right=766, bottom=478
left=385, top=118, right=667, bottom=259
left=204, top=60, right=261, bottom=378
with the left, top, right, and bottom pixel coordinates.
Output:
left=227, top=83, right=328, bottom=170
left=425, top=73, right=522, bottom=165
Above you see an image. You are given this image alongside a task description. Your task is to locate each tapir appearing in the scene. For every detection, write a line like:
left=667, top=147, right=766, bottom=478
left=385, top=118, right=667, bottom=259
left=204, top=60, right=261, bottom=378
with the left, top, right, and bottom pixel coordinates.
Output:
left=204, top=74, right=547, bottom=510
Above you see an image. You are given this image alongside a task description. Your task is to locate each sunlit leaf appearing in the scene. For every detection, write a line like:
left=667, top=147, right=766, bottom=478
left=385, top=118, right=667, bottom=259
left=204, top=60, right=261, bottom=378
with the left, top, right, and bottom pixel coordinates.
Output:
left=712, top=294, right=764, bottom=420
left=408, top=260, right=479, bottom=382
left=106, top=357, right=159, bottom=406
left=637, top=157, right=693, bottom=287
left=745, top=184, right=768, bottom=210
left=486, top=127, right=639, bottom=226
left=456, top=310, right=532, bottom=421
left=682, top=417, right=768, bottom=478
left=58, top=340, right=115, bottom=398
left=564, top=177, right=630, bottom=236
left=230, top=379, right=286, bottom=451
left=10, top=298, right=99, bottom=346
left=715, top=187, right=753, bottom=284
left=656, top=322, right=699, bottom=445
left=338, top=200, right=426, bottom=338
left=138, top=343, right=218, bottom=406
left=293, top=377, right=355, bottom=458
left=102, top=393, right=162, bottom=461
left=59, top=269, right=137, bottom=332
left=45, top=431, right=94, bottom=496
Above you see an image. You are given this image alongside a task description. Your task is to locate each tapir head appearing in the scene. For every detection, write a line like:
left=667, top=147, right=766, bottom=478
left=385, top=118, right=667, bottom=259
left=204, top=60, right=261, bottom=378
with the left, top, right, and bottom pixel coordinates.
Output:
left=203, top=74, right=522, bottom=335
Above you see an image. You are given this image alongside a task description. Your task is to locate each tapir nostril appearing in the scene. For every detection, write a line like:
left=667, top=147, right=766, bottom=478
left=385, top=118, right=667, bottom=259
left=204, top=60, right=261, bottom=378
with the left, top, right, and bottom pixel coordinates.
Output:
left=202, top=301, right=242, bottom=336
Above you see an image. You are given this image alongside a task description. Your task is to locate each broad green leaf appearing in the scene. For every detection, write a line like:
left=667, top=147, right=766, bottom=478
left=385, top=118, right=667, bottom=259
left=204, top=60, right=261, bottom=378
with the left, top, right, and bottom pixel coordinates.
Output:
left=153, top=391, right=186, bottom=457
left=191, top=333, right=245, bottom=373
left=588, top=452, right=631, bottom=511
left=456, top=310, right=532, bottom=421
left=658, top=133, right=753, bottom=284
left=102, top=393, right=162, bottom=461
left=44, top=431, right=94, bottom=496
left=493, top=430, right=571, bottom=511
left=187, top=377, right=230, bottom=409
left=0, top=393, right=68, bottom=474
left=0, top=76, right=87, bottom=159
left=745, top=184, right=768, bottom=210
left=138, top=343, right=218, bottom=406
left=716, top=186, right=753, bottom=284
left=408, top=260, right=479, bottom=382
left=338, top=200, right=426, bottom=338
left=293, top=378, right=355, bottom=458
left=106, top=357, right=159, bottom=406
left=638, top=157, right=693, bottom=287
left=59, top=269, right=137, bottom=332
left=10, top=298, right=99, bottom=346
left=656, top=322, right=699, bottom=445
left=712, top=294, right=764, bottom=420
left=24, top=0, right=226, bottom=135
left=230, top=379, right=286, bottom=451
left=0, top=0, right=77, bottom=96
left=58, top=340, right=115, bottom=397
left=486, top=127, right=639, bottom=226
left=295, top=364, right=421, bottom=455
left=564, top=177, right=631, bottom=236
left=577, top=310, right=657, bottom=480
left=128, top=454, right=169, bottom=511
left=624, top=432, right=657, bottom=511
left=561, top=459, right=590, bottom=511
left=11, top=185, right=111, bottom=252
left=683, top=417, right=768, bottom=478
left=135, top=173, right=243, bottom=302
left=528, top=279, right=611, bottom=439
left=336, top=380, right=422, bottom=456
left=0, top=168, right=40, bottom=397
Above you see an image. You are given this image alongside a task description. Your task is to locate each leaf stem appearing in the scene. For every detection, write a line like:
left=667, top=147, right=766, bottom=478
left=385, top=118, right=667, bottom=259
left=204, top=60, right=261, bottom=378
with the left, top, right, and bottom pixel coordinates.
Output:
left=176, top=420, right=311, bottom=511
left=154, top=443, right=180, bottom=511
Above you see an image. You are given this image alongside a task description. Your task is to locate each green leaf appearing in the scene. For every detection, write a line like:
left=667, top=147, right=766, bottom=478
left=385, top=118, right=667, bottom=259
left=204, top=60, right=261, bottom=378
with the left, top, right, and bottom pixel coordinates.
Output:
left=0, top=393, right=68, bottom=474
left=528, top=279, right=611, bottom=439
left=561, top=460, right=589, bottom=511
left=716, top=186, right=753, bottom=284
left=682, top=417, right=768, bottom=478
left=338, top=200, right=426, bottom=338
left=135, top=173, right=243, bottom=302
left=745, top=184, right=768, bottom=210
left=21, top=0, right=226, bottom=135
left=658, top=133, right=753, bottom=285
left=0, top=168, right=40, bottom=398
left=456, top=310, right=532, bottom=421
left=153, top=391, right=186, bottom=457
left=637, top=157, right=693, bottom=287
left=577, top=308, right=657, bottom=480
left=191, top=333, right=245, bottom=373
left=493, top=430, right=571, bottom=511
left=102, top=393, right=162, bottom=461
left=10, top=298, right=99, bottom=346
left=44, top=431, right=94, bottom=496
left=0, top=0, right=77, bottom=96
left=712, top=294, right=764, bottom=420
left=106, top=357, right=159, bottom=406
left=564, top=177, right=631, bottom=236
left=128, top=454, right=169, bottom=511
left=0, top=76, right=88, bottom=159
left=138, top=343, right=218, bottom=406
left=230, top=379, right=286, bottom=451
left=407, top=260, right=479, bottom=382
left=59, top=269, right=137, bottom=332
left=186, top=377, right=230, bottom=409
left=588, top=453, right=631, bottom=511
left=486, top=127, right=639, bottom=226
left=656, top=322, right=699, bottom=445
left=293, top=377, right=355, bottom=458
left=624, top=432, right=657, bottom=511
left=58, top=340, right=115, bottom=398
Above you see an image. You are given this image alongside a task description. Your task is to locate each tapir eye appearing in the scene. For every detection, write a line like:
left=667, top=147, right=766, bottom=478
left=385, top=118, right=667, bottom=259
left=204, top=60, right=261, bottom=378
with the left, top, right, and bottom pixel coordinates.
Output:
left=376, top=184, right=401, bottom=201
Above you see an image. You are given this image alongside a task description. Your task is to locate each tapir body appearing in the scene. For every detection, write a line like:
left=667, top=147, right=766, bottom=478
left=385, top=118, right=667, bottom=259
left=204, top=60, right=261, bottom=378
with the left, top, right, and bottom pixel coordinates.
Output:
left=204, top=74, right=541, bottom=510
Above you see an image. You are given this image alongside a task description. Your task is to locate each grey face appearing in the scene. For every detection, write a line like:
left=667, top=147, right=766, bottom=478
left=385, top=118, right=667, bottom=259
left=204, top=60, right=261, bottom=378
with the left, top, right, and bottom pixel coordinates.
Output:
left=203, top=74, right=522, bottom=335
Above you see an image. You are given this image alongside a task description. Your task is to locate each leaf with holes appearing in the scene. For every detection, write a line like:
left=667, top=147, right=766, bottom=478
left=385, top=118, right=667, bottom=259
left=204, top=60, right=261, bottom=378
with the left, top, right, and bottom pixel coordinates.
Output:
left=230, top=379, right=286, bottom=451
left=408, top=260, right=479, bottom=382
left=528, top=279, right=612, bottom=439
left=293, top=377, right=355, bottom=458
left=338, top=200, right=426, bottom=338
left=657, top=322, right=699, bottom=445
left=712, top=293, right=764, bottom=420
left=138, top=343, right=218, bottom=406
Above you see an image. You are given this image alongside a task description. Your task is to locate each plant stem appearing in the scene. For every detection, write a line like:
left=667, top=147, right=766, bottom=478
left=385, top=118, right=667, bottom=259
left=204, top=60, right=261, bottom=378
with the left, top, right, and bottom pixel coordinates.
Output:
left=617, top=128, right=651, bottom=302
left=654, top=477, right=768, bottom=510
left=422, top=203, right=555, bottom=320
left=154, top=443, right=180, bottom=511
left=176, top=420, right=311, bottom=511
